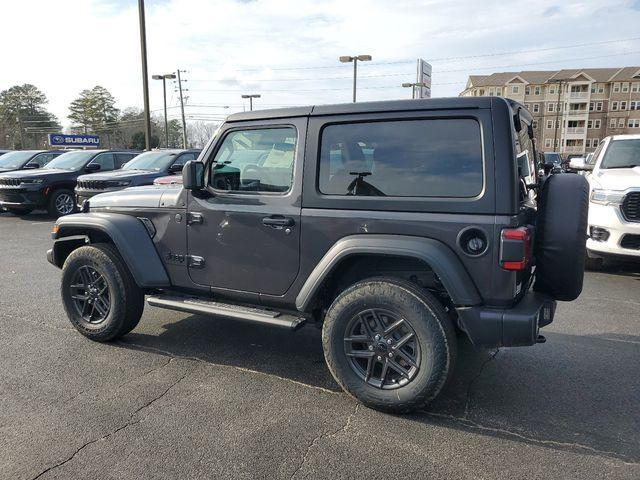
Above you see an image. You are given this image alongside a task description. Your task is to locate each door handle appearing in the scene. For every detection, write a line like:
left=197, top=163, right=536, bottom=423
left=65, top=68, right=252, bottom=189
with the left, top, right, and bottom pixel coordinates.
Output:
left=262, top=216, right=295, bottom=228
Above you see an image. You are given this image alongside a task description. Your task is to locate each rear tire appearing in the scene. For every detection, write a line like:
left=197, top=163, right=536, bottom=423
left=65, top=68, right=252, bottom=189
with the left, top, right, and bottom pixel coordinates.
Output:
left=48, top=188, right=76, bottom=217
left=322, top=277, right=457, bottom=413
left=61, top=243, right=144, bottom=342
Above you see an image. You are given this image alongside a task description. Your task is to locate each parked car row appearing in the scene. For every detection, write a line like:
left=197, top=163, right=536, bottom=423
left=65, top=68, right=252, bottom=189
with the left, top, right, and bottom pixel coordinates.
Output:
left=0, top=148, right=199, bottom=216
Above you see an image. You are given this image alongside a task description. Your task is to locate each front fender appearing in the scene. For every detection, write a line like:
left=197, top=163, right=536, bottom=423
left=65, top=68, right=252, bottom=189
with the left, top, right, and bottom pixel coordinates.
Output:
left=295, top=234, right=482, bottom=311
left=50, top=212, right=170, bottom=288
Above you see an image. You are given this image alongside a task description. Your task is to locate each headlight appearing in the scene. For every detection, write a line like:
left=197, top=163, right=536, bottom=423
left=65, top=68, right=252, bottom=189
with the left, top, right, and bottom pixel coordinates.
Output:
left=21, top=178, right=44, bottom=184
left=590, top=189, right=625, bottom=205
left=106, top=180, right=131, bottom=187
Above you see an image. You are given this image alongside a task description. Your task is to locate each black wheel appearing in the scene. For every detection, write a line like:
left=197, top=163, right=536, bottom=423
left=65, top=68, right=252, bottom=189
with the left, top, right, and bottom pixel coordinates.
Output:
left=322, top=277, right=457, bottom=413
left=48, top=188, right=76, bottom=217
left=6, top=207, right=34, bottom=216
left=61, top=243, right=145, bottom=342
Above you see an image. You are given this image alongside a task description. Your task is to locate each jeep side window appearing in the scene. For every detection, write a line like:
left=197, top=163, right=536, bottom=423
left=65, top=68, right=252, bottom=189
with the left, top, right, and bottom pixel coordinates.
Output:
left=30, top=152, right=59, bottom=167
left=318, top=119, right=483, bottom=197
left=89, top=153, right=115, bottom=171
left=210, top=127, right=296, bottom=193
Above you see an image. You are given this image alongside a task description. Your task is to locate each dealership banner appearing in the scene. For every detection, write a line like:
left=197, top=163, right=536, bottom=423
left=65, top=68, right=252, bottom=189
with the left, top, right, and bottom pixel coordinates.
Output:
left=48, top=134, right=101, bottom=147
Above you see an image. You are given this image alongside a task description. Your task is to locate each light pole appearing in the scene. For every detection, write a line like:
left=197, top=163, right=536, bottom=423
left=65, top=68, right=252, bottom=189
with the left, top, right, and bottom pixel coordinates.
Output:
left=241, top=94, right=261, bottom=111
left=137, top=0, right=152, bottom=150
left=339, top=55, right=372, bottom=102
left=402, top=82, right=429, bottom=99
left=152, top=73, right=176, bottom=148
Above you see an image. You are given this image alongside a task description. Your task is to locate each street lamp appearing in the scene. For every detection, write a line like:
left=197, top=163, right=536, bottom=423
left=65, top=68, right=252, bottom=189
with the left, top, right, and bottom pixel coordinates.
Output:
left=402, top=82, right=429, bottom=99
left=152, top=73, right=177, bottom=148
left=137, top=0, right=152, bottom=150
left=241, top=94, right=261, bottom=111
left=339, top=55, right=372, bottom=103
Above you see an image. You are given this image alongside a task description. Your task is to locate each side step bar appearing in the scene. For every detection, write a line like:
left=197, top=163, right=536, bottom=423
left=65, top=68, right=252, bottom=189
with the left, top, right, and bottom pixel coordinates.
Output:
left=146, top=294, right=307, bottom=331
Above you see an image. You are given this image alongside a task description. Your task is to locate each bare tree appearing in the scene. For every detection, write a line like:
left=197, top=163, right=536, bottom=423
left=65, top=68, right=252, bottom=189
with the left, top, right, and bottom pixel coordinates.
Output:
left=187, top=121, right=220, bottom=148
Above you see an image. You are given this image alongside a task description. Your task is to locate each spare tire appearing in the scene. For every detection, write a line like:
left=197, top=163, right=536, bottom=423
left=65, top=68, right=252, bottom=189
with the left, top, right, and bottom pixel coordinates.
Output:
left=534, top=173, right=589, bottom=301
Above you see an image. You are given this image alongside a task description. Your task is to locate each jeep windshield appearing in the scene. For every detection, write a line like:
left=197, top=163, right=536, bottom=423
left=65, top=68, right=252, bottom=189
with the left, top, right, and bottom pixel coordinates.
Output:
left=44, top=151, right=97, bottom=171
left=123, top=151, right=177, bottom=172
left=543, top=152, right=562, bottom=165
left=0, top=150, right=38, bottom=169
left=600, top=139, right=640, bottom=169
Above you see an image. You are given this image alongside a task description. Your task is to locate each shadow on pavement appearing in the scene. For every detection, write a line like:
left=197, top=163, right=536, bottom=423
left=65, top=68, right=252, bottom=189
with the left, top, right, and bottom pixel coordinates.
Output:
left=115, top=313, right=640, bottom=464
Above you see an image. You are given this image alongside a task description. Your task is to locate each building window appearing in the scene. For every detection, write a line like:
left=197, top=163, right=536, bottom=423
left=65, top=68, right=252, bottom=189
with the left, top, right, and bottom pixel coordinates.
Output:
left=534, top=86, right=541, bottom=95
left=621, top=101, right=627, bottom=111
left=589, top=102, right=594, bottom=111
left=619, top=118, right=625, bottom=128
left=596, top=102, right=603, bottom=111
left=525, top=86, right=530, bottom=95
left=613, top=83, right=620, bottom=93
left=632, top=83, right=639, bottom=92
left=545, top=138, right=552, bottom=148
left=612, top=101, right=619, bottom=111
left=479, top=89, right=485, bottom=95
left=622, top=83, right=629, bottom=93
left=595, top=119, right=601, bottom=129
left=592, top=138, right=598, bottom=145
left=549, top=86, right=555, bottom=94
left=488, top=88, right=494, bottom=96
left=628, top=119, right=640, bottom=128
left=496, top=87, right=502, bottom=96
left=547, top=103, right=555, bottom=112
left=610, top=118, right=617, bottom=128
left=532, top=120, right=538, bottom=129
left=587, top=120, right=593, bottom=129
left=554, top=139, right=560, bottom=148
left=533, top=103, right=539, bottom=113
left=511, top=85, right=520, bottom=94
left=546, top=120, right=552, bottom=129
left=585, top=139, right=591, bottom=148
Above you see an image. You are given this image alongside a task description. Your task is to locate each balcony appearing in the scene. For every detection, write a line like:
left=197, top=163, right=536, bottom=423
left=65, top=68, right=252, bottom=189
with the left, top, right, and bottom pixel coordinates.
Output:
left=569, top=91, right=590, bottom=99
left=563, top=145, right=585, bottom=154
left=567, top=110, right=589, bottom=118
left=566, top=127, right=586, bottom=134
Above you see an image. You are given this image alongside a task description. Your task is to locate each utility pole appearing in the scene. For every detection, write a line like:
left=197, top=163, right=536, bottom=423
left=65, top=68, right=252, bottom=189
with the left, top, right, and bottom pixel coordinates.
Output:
left=176, top=69, right=188, bottom=148
left=241, top=94, right=261, bottom=111
left=552, top=80, right=563, bottom=152
left=137, top=0, right=152, bottom=150
left=339, top=55, right=372, bottom=102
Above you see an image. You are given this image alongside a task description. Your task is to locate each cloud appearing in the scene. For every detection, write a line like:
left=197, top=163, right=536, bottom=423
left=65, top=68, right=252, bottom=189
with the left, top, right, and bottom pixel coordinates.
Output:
left=1, top=0, right=640, bottom=128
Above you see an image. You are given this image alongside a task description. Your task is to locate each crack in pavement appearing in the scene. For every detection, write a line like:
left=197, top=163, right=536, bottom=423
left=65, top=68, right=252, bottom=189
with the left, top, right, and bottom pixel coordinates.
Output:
left=463, top=348, right=499, bottom=419
left=118, top=340, right=341, bottom=396
left=421, top=411, right=640, bottom=466
left=29, top=361, right=193, bottom=480
left=290, top=402, right=360, bottom=480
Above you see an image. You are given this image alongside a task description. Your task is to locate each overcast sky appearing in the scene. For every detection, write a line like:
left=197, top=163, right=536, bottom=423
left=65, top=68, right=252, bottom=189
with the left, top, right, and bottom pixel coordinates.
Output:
left=3, top=0, right=640, bottom=128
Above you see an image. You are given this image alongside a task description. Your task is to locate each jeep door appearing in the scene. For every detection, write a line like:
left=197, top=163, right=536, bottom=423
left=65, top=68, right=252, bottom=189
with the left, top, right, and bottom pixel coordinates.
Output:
left=186, top=117, right=305, bottom=296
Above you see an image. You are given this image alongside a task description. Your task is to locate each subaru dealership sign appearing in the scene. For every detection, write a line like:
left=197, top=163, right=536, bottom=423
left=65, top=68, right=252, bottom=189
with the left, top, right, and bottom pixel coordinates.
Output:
left=416, top=59, right=432, bottom=98
left=48, top=133, right=101, bottom=147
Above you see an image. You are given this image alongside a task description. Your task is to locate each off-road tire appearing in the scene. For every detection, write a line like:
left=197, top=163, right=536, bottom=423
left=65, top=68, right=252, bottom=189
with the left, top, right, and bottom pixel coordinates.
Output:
left=322, top=277, right=457, bottom=413
left=61, top=243, right=145, bottom=342
left=47, top=188, right=76, bottom=217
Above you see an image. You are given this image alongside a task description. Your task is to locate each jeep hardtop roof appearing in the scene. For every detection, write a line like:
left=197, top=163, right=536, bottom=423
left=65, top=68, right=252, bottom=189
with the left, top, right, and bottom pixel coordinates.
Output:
left=226, top=97, right=526, bottom=122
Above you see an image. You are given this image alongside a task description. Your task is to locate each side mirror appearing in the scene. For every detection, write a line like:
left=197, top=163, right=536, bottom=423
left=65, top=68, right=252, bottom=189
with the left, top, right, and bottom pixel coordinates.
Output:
left=85, top=163, right=101, bottom=172
left=182, top=160, right=204, bottom=190
left=168, top=163, right=183, bottom=173
left=23, top=163, right=39, bottom=169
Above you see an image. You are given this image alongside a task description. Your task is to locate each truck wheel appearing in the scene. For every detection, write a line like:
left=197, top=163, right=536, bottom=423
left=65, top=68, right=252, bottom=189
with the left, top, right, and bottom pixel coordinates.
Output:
left=61, top=243, right=145, bottom=342
left=322, top=277, right=457, bottom=413
left=48, top=188, right=76, bottom=217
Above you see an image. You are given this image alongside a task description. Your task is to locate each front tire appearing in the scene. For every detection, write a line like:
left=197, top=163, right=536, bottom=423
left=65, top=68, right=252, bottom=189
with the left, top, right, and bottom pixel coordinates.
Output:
left=61, top=243, right=144, bottom=342
left=322, top=277, right=457, bottom=413
left=48, top=188, right=76, bottom=217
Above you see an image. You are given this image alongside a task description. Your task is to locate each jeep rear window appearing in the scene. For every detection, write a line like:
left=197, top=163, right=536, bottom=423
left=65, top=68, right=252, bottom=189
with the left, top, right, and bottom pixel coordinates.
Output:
left=318, top=119, right=483, bottom=197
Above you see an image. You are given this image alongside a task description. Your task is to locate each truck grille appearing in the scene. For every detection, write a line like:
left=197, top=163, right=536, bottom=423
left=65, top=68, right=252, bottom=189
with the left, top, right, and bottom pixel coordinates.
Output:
left=0, top=178, right=21, bottom=186
left=620, top=234, right=640, bottom=250
left=621, top=192, right=640, bottom=222
left=77, top=179, right=108, bottom=190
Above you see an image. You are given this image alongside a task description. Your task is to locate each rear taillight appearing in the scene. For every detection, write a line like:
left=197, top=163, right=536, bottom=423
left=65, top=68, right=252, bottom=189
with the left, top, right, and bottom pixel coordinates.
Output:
left=500, top=227, right=532, bottom=271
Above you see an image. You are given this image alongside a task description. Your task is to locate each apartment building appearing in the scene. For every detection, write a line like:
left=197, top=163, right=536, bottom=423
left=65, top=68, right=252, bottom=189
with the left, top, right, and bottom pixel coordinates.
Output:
left=460, top=67, right=640, bottom=155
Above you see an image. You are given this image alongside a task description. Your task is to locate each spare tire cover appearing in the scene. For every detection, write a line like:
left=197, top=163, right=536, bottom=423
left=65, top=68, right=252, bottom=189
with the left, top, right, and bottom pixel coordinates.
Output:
left=534, top=173, right=589, bottom=301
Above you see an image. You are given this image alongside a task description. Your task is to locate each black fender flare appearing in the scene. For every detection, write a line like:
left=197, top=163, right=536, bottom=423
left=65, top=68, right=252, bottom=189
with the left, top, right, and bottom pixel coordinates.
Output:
left=49, top=213, right=170, bottom=288
left=295, top=234, right=481, bottom=311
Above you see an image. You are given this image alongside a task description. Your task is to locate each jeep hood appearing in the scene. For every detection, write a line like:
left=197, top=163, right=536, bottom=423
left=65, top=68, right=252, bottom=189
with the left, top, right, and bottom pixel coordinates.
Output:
left=591, top=166, right=640, bottom=190
left=0, top=168, right=71, bottom=180
left=79, top=169, right=159, bottom=182
left=90, top=185, right=186, bottom=209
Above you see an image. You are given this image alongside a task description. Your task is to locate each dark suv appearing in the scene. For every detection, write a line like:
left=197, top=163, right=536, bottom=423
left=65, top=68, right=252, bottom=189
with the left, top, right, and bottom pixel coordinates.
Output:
left=0, top=149, right=138, bottom=216
left=75, top=149, right=200, bottom=206
left=0, top=150, right=64, bottom=173
left=47, top=98, right=589, bottom=412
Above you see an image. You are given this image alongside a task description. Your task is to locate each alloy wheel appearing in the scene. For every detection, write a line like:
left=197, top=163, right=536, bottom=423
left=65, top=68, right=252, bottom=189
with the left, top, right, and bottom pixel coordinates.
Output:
left=56, top=193, right=75, bottom=215
left=70, top=265, right=111, bottom=324
left=344, top=308, right=421, bottom=389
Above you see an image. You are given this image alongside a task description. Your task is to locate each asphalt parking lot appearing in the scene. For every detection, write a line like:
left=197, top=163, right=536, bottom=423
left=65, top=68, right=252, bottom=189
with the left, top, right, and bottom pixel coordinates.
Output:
left=0, top=211, right=639, bottom=480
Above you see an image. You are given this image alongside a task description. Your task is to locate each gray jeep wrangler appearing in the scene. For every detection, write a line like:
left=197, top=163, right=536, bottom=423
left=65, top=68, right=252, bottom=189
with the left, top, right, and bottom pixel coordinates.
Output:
left=47, top=97, right=589, bottom=412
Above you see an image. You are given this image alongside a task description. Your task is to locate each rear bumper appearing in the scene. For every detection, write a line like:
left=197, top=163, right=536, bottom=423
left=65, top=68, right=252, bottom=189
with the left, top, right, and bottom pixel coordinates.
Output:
left=456, top=292, right=556, bottom=348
